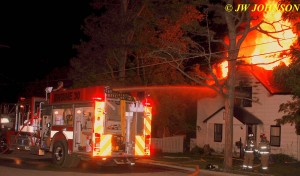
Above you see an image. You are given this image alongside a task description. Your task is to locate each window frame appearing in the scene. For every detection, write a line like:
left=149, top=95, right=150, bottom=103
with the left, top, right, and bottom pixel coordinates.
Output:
left=214, top=123, right=223, bottom=142
left=52, top=106, right=74, bottom=127
left=235, top=86, right=252, bottom=107
left=270, top=125, right=281, bottom=147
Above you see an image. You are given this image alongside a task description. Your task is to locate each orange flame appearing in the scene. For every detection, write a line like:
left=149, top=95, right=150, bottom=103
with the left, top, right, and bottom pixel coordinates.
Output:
left=250, top=0, right=296, bottom=70
left=220, top=61, right=228, bottom=78
left=216, top=0, right=297, bottom=81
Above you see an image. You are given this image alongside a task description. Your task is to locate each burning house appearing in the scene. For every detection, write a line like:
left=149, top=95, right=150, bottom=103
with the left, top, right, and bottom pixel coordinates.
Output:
left=196, top=65, right=299, bottom=160
left=195, top=0, right=299, bottom=160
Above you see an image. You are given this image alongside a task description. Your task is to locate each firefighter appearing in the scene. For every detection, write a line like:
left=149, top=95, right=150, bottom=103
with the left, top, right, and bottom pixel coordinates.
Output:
left=243, top=133, right=256, bottom=170
left=258, top=133, right=270, bottom=171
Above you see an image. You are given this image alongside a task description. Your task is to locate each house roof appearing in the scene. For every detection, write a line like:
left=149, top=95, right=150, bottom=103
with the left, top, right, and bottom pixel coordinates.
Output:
left=233, top=106, right=262, bottom=124
left=203, top=107, right=224, bottom=123
left=245, top=65, right=290, bottom=94
left=203, top=106, right=263, bottom=125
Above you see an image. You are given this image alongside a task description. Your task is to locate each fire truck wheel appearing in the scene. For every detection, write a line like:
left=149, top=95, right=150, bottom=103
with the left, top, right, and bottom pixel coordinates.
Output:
left=0, top=138, right=10, bottom=154
left=52, top=140, right=80, bottom=168
left=52, top=140, right=68, bottom=167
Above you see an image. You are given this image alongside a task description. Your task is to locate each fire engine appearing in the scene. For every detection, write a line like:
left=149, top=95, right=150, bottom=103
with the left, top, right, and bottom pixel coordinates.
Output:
left=0, top=86, right=152, bottom=168
left=0, top=103, right=16, bottom=153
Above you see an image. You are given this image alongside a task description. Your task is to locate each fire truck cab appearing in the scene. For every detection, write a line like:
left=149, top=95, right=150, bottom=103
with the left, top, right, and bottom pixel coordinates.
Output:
left=39, top=86, right=152, bottom=167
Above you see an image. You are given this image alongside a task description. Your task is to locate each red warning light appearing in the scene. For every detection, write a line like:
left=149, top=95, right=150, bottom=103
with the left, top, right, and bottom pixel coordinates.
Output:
left=93, top=97, right=103, bottom=101
left=142, top=98, right=153, bottom=106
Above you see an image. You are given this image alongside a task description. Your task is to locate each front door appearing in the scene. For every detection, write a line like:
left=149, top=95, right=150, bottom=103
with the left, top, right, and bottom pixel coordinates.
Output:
left=246, top=124, right=257, bottom=141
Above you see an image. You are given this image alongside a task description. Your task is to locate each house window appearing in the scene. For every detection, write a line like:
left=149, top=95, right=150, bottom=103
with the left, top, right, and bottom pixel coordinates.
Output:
left=214, top=124, right=223, bottom=142
left=270, top=125, right=281, bottom=147
left=235, top=86, right=252, bottom=107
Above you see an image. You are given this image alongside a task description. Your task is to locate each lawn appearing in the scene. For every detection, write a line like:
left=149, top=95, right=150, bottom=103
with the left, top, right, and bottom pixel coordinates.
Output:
left=150, top=152, right=300, bottom=176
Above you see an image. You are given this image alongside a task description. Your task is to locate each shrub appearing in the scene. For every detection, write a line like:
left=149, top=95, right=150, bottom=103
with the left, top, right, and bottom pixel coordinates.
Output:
left=270, top=154, right=297, bottom=164
left=190, top=146, right=204, bottom=155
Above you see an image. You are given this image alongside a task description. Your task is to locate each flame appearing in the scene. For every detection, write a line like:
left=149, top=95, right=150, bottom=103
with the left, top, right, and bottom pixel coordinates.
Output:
left=209, top=61, right=228, bottom=85
left=220, top=61, right=228, bottom=78
left=250, top=0, right=296, bottom=70
left=216, top=0, right=297, bottom=81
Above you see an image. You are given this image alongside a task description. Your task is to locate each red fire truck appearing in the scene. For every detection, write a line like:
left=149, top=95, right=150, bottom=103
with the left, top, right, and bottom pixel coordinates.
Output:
left=1, top=86, right=152, bottom=168
left=0, top=97, right=46, bottom=153
left=0, top=103, right=17, bottom=153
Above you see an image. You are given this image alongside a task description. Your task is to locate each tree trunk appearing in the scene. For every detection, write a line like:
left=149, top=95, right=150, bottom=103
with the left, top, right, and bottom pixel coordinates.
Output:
left=118, top=0, right=129, bottom=83
left=223, top=3, right=239, bottom=170
left=224, top=51, right=238, bottom=171
left=119, top=49, right=127, bottom=82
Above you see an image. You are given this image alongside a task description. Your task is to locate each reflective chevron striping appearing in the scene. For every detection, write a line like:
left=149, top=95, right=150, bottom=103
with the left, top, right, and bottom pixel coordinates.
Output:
left=94, top=101, right=105, bottom=134
left=99, top=134, right=112, bottom=156
left=144, top=107, right=152, bottom=156
left=135, top=136, right=145, bottom=155
left=145, top=120, right=151, bottom=134
left=144, top=107, right=152, bottom=136
left=93, top=101, right=106, bottom=156
left=135, top=106, right=152, bottom=156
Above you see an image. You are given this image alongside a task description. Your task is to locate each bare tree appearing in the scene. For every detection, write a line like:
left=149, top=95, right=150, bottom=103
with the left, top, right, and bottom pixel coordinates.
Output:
left=69, top=0, right=291, bottom=171
left=146, top=0, right=291, bottom=171
left=70, top=0, right=147, bottom=87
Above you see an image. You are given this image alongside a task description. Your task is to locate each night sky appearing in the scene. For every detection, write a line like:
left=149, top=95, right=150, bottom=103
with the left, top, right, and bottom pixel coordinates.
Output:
left=0, top=0, right=92, bottom=102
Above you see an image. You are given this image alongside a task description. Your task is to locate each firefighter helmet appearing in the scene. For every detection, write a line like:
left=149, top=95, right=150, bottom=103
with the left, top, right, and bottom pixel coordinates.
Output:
left=248, top=133, right=254, bottom=140
left=260, top=133, right=267, bottom=142
left=260, top=133, right=266, bottom=138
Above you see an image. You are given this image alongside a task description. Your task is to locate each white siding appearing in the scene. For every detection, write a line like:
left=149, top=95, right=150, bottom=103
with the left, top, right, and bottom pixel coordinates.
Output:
left=200, top=107, right=245, bottom=155
left=196, top=95, right=223, bottom=147
left=196, top=69, right=300, bottom=160
left=245, top=77, right=298, bottom=159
